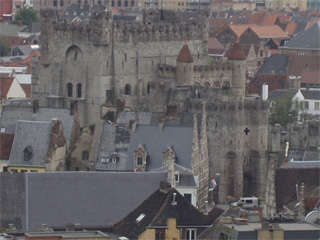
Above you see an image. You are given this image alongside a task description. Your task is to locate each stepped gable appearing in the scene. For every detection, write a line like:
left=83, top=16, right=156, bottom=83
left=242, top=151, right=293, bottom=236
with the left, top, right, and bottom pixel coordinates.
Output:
left=177, top=41, right=194, bottom=63
left=227, top=43, right=246, bottom=60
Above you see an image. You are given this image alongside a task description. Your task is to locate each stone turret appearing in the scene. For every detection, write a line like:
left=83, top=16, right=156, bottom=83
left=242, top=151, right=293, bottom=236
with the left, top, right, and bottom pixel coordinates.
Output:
left=176, top=40, right=194, bottom=86
left=227, top=42, right=246, bottom=101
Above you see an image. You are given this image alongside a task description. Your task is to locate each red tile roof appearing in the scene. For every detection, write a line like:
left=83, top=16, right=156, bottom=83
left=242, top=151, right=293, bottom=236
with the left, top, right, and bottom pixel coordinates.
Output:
left=288, top=55, right=320, bottom=76
left=261, top=15, right=279, bottom=26
left=208, top=37, right=224, bottom=50
left=0, top=133, right=14, bottom=160
left=0, top=76, right=14, bottom=101
left=248, top=12, right=266, bottom=25
left=177, top=43, right=194, bottom=63
left=300, top=70, right=320, bottom=85
left=250, top=25, right=288, bottom=38
left=229, top=24, right=255, bottom=37
left=21, top=84, right=31, bottom=98
left=249, top=74, right=287, bottom=94
left=227, top=43, right=246, bottom=60
left=285, top=22, right=298, bottom=36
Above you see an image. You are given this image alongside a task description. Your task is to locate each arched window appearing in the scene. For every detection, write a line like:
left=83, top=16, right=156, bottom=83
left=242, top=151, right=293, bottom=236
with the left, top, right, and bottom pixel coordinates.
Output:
left=67, top=83, right=73, bottom=97
left=124, top=84, right=131, bottom=95
left=77, top=83, right=82, bottom=98
left=203, top=81, right=211, bottom=87
left=222, top=81, right=230, bottom=95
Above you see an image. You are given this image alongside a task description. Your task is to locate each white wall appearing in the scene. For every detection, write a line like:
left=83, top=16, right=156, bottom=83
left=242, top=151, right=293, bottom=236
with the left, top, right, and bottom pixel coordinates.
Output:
left=6, top=78, right=26, bottom=99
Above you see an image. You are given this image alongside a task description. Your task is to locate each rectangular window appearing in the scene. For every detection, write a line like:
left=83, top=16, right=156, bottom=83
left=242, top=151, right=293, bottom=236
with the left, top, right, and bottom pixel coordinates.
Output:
left=131, top=0, right=134, bottom=6
left=21, top=170, right=28, bottom=173
left=112, top=1, right=115, bottom=6
left=315, top=102, right=320, bottom=111
left=118, top=0, right=121, bottom=6
left=53, top=0, right=57, bottom=6
left=137, top=157, right=143, bottom=165
left=60, top=0, right=64, bottom=6
left=186, top=229, right=196, bottom=240
left=30, top=170, right=38, bottom=172
left=125, top=0, right=128, bottom=6
left=155, top=229, right=165, bottom=240
left=304, top=101, right=309, bottom=110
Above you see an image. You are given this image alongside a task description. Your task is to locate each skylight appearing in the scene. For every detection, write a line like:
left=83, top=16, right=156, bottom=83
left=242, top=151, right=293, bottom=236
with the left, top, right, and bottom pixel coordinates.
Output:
left=136, top=213, right=145, bottom=223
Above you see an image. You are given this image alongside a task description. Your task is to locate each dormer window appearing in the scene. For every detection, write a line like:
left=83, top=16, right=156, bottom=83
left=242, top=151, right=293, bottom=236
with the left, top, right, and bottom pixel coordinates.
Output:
left=24, top=146, right=33, bottom=161
left=137, top=157, right=143, bottom=165
left=111, top=153, right=119, bottom=164
left=175, top=173, right=179, bottom=182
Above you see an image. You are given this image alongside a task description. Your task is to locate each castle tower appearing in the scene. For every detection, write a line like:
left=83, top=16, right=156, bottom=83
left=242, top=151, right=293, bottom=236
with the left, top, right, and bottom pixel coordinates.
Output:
left=176, top=40, right=194, bottom=86
left=227, top=43, right=246, bottom=101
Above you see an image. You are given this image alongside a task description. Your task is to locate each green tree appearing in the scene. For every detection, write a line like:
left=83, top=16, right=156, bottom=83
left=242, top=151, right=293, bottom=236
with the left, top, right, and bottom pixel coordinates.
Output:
left=0, top=36, right=11, bottom=57
left=14, top=7, right=39, bottom=26
left=269, top=93, right=305, bottom=126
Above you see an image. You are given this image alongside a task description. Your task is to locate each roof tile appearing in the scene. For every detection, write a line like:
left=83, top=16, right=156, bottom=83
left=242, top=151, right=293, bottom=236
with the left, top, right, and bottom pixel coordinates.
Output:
left=177, top=43, right=194, bottom=63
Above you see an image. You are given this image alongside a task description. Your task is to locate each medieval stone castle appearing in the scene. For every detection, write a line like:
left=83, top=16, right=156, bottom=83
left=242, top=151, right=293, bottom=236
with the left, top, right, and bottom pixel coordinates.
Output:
left=32, top=8, right=269, bottom=204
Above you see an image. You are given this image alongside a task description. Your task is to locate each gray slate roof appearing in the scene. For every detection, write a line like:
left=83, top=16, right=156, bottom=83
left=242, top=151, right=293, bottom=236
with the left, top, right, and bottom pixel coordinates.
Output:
left=288, top=150, right=320, bottom=161
left=256, top=54, right=288, bottom=75
left=126, top=125, right=193, bottom=171
left=281, top=21, right=320, bottom=50
left=301, top=90, right=320, bottom=100
left=0, top=106, right=74, bottom=141
left=0, top=171, right=167, bottom=231
left=19, top=23, right=41, bottom=33
left=0, top=23, right=26, bottom=37
left=268, top=89, right=298, bottom=102
left=152, top=163, right=197, bottom=187
left=8, top=120, right=51, bottom=168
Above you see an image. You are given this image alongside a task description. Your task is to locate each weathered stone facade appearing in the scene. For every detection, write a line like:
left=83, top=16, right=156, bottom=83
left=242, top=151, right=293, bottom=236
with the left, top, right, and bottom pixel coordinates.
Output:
left=32, top=9, right=269, bottom=203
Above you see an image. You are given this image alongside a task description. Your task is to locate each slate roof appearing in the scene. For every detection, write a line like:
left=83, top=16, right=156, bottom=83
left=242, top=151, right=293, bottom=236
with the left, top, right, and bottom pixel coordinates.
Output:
left=177, top=43, right=194, bottom=63
left=281, top=21, right=320, bottom=50
left=62, top=4, right=107, bottom=20
left=113, top=15, right=137, bottom=21
left=301, top=90, right=320, bottom=100
left=152, top=163, right=197, bottom=187
left=0, top=171, right=167, bottom=231
left=268, top=89, right=298, bottom=102
left=116, top=111, right=152, bottom=126
left=12, top=45, right=40, bottom=56
left=0, top=106, right=74, bottom=141
left=114, top=188, right=224, bottom=239
left=126, top=125, right=193, bottom=171
left=227, top=43, right=246, bottom=60
left=0, top=23, right=26, bottom=37
left=288, top=55, right=320, bottom=76
left=256, top=54, right=288, bottom=75
left=19, top=23, right=41, bottom=33
left=14, top=74, right=31, bottom=84
left=8, top=120, right=51, bottom=168
left=0, top=132, right=14, bottom=160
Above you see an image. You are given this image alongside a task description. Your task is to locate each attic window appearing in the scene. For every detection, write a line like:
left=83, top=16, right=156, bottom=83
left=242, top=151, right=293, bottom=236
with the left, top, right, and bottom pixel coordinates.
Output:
left=24, top=146, right=33, bottom=161
left=136, top=213, right=145, bottom=223
left=137, top=157, right=143, bottom=165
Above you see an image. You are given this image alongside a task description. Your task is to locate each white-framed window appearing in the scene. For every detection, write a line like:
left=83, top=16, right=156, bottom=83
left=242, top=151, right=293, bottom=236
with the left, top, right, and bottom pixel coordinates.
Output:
left=186, top=228, right=196, bottom=240
left=315, top=102, right=320, bottom=111
left=175, top=173, right=179, bottom=182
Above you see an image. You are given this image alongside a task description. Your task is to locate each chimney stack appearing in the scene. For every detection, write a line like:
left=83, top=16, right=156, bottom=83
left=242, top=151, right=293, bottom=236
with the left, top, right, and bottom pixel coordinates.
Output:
left=262, top=84, right=268, bottom=100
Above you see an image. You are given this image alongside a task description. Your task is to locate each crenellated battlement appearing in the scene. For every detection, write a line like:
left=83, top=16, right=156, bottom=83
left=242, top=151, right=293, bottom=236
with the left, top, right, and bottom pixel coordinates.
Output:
left=40, top=9, right=208, bottom=45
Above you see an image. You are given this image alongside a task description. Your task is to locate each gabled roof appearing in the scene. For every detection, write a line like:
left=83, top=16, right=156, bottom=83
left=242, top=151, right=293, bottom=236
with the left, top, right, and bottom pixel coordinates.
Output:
left=114, top=188, right=224, bottom=239
left=0, top=171, right=167, bottom=231
left=126, top=125, right=193, bottom=171
left=248, top=12, right=265, bottom=25
left=250, top=25, right=288, bottom=38
left=0, top=106, right=74, bottom=141
left=177, top=43, right=194, bottom=63
left=281, top=21, right=320, bottom=50
left=257, top=54, right=288, bottom=75
left=229, top=24, right=253, bottom=37
left=227, top=43, right=246, bottom=60
left=261, top=14, right=279, bottom=26
left=8, top=120, right=51, bottom=168
left=0, top=132, right=14, bottom=160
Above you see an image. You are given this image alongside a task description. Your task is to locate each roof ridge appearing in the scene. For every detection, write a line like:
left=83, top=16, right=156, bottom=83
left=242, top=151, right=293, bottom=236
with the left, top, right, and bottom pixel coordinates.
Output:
left=149, top=188, right=174, bottom=227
